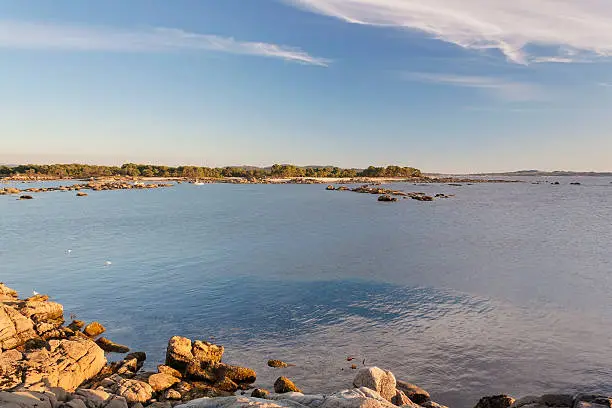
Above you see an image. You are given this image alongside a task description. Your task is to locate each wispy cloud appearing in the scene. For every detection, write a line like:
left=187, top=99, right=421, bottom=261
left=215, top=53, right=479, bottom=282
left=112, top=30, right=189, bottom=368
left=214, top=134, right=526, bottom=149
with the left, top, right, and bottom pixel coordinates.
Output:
left=598, top=82, right=612, bottom=87
left=287, top=0, right=612, bottom=65
left=0, top=20, right=330, bottom=66
left=401, top=72, right=542, bottom=101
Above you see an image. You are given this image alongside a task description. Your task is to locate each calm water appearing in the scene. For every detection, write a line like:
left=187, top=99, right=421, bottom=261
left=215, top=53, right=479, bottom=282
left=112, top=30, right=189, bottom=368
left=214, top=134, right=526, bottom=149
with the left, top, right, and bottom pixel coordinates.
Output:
left=1, top=178, right=611, bottom=407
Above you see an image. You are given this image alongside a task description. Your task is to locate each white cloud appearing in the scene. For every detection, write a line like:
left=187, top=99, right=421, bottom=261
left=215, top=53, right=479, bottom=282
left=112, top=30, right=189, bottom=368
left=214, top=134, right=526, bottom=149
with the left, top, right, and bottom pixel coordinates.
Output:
left=0, top=20, right=329, bottom=66
left=288, top=0, right=612, bottom=64
left=401, top=72, right=542, bottom=101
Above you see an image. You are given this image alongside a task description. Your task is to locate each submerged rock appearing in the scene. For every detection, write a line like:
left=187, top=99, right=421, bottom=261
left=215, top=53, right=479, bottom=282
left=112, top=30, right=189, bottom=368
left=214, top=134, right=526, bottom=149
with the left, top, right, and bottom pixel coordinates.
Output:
left=268, top=360, right=289, bottom=368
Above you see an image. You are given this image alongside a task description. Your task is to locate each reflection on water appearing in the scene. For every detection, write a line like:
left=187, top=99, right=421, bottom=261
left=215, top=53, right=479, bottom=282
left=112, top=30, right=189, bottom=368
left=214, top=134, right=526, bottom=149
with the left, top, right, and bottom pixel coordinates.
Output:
left=1, top=178, right=611, bottom=407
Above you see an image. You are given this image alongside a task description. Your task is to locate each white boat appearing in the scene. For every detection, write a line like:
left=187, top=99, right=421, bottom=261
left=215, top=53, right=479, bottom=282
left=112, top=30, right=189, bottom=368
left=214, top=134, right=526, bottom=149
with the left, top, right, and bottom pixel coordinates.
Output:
left=194, top=181, right=206, bottom=186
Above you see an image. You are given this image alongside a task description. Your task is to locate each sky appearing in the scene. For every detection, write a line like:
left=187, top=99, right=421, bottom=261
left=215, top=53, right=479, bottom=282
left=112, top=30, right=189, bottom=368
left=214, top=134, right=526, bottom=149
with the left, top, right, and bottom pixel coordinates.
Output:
left=1, top=0, right=611, bottom=173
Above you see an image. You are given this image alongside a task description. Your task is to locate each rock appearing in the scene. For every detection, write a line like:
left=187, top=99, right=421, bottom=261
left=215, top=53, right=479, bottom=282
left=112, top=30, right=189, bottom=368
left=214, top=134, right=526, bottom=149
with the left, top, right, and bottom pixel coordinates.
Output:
left=76, top=192, right=88, bottom=197
left=19, top=195, right=34, bottom=200
left=0, top=304, right=38, bottom=351
left=573, top=395, right=612, bottom=408
left=126, top=351, right=147, bottom=363
left=75, top=388, right=112, bottom=406
left=192, top=340, right=224, bottom=364
left=0, top=349, right=24, bottom=389
left=352, top=367, right=396, bottom=402
left=84, top=322, right=106, bottom=338
left=166, top=336, right=194, bottom=371
left=320, top=388, right=398, bottom=408
left=22, top=337, right=107, bottom=391
left=326, top=185, right=335, bottom=190
left=186, top=361, right=220, bottom=382
left=148, top=402, right=173, bottom=408
left=224, top=364, right=257, bottom=384
left=378, top=195, right=397, bottom=202
left=252, top=389, right=271, bottom=399
left=174, top=396, right=307, bottom=408
left=115, top=378, right=154, bottom=404
left=164, top=389, right=182, bottom=400
left=391, top=390, right=416, bottom=407
left=101, top=396, right=129, bottom=408
left=540, top=395, right=573, bottom=407
left=421, top=402, right=448, bottom=408
left=23, top=338, right=49, bottom=351
left=67, top=320, right=85, bottom=331
left=395, top=381, right=430, bottom=404
left=268, top=360, right=289, bottom=368
left=475, top=395, right=516, bottom=408
left=64, top=399, right=88, bottom=408
left=214, top=377, right=239, bottom=393
left=148, top=373, right=180, bottom=392
left=0, top=283, right=18, bottom=301
left=274, top=377, right=302, bottom=394
left=158, top=365, right=182, bottom=379
left=0, top=391, right=55, bottom=408
left=96, top=337, right=130, bottom=353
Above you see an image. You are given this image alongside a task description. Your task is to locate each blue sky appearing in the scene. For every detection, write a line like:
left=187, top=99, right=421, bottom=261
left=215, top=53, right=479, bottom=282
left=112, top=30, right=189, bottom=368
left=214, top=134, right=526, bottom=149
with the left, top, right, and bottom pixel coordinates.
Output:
left=1, top=0, right=611, bottom=172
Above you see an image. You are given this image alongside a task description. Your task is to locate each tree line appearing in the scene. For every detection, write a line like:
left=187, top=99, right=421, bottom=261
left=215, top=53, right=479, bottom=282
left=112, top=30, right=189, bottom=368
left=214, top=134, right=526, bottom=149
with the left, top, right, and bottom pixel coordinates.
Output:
left=0, top=163, right=422, bottom=179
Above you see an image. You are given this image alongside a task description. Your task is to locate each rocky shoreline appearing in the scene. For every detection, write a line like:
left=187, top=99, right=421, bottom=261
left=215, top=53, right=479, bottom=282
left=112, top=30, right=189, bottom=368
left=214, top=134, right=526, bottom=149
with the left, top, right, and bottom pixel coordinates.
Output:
left=0, top=181, right=173, bottom=198
left=1, top=283, right=608, bottom=408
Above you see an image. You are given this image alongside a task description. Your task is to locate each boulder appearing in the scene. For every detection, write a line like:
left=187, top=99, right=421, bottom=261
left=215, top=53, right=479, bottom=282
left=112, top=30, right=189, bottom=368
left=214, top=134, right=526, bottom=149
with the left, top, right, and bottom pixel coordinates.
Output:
left=115, top=378, right=154, bottom=404
left=268, top=360, right=289, bottom=368
left=67, top=320, right=85, bottom=331
left=96, top=337, right=130, bottom=353
left=175, top=396, right=308, bottom=408
left=0, top=283, right=18, bottom=301
left=166, top=336, right=194, bottom=371
left=0, top=391, right=55, bottom=408
left=252, top=389, right=271, bottom=399
left=573, top=394, right=612, bottom=408
left=274, top=377, right=302, bottom=394
left=165, top=389, right=183, bottom=400
left=21, top=337, right=107, bottom=391
left=74, top=388, right=112, bottom=406
left=224, top=364, right=257, bottom=384
left=378, top=195, right=397, bottom=202
left=395, top=381, right=430, bottom=404
left=320, top=388, right=398, bottom=408
left=192, top=340, right=224, bottom=363
left=475, top=395, right=516, bottom=408
left=0, top=304, right=38, bottom=351
left=84, top=322, right=106, bottom=338
left=19, top=195, right=34, bottom=200
left=214, top=377, right=239, bottom=393
left=158, top=365, right=182, bottom=378
left=352, top=367, right=396, bottom=402
left=391, top=390, right=418, bottom=407
left=148, top=373, right=180, bottom=392
left=0, top=349, right=24, bottom=389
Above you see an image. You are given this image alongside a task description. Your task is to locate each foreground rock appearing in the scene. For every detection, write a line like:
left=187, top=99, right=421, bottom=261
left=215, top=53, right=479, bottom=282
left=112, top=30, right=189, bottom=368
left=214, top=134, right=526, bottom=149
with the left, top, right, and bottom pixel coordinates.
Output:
left=353, top=367, right=396, bottom=402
